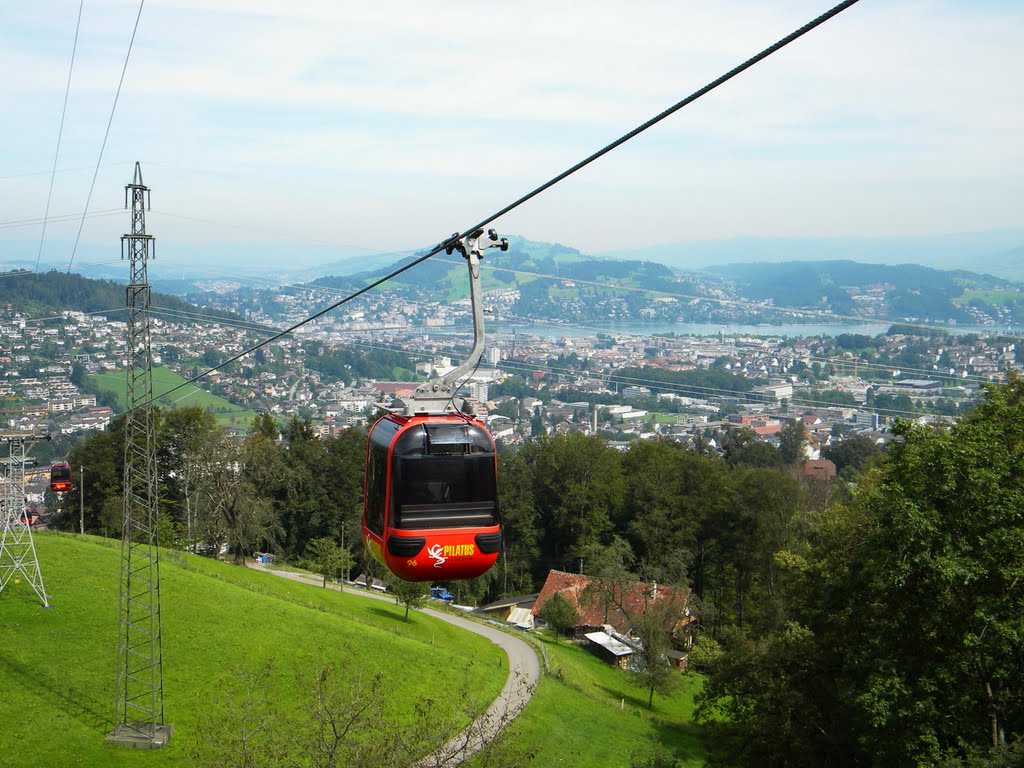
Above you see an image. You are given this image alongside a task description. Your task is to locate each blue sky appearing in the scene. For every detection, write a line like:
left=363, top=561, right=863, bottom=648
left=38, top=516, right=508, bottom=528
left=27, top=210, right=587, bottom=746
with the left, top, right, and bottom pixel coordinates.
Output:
left=1, top=0, right=1022, bottom=274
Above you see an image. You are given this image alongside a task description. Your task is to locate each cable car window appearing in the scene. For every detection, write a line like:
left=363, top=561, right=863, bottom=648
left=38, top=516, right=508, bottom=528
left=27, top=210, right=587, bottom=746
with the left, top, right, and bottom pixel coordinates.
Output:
left=51, top=465, right=71, bottom=482
left=393, top=423, right=493, bottom=457
left=364, top=442, right=387, bottom=536
left=394, top=455, right=497, bottom=530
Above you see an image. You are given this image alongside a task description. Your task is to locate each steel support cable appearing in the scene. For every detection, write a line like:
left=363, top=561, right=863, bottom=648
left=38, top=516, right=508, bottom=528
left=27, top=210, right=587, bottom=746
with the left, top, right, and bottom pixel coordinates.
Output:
left=155, top=209, right=398, bottom=255
left=445, top=0, right=862, bottom=257
left=803, top=354, right=998, bottom=386
left=60, top=0, right=147, bottom=297
left=143, top=0, right=861, bottom=409
left=492, top=359, right=943, bottom=420
left=34, top=0, right=84, bottom=285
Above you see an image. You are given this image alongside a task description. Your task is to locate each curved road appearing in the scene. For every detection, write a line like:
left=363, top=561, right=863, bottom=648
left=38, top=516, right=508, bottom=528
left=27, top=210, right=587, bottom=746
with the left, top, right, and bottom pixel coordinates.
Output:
left=251, top=563, right=540, bottom=765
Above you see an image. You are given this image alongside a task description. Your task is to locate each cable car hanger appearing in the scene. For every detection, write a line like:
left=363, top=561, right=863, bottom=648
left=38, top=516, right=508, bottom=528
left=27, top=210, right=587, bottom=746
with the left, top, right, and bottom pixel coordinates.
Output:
left=388, top=227, right=508, bottom=418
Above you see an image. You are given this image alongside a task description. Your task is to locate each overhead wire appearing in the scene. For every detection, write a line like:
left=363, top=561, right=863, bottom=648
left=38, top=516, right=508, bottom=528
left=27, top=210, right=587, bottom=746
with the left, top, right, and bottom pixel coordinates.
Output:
left=137, top=0, right=864, bottom=408
left=0, top=161, right=141, bottom=181
left=23, top=307, right=126, bottom=326
left=459, top=258, right=1024, bottom=341
left=60, top=0, right=147, bottom=296
left=86, top=296, right=1003, bottom=430
left=0, top=209, right=124, bottom=232
left=33, top=0, right=84, bottom=285
left=154, top=210, right=406, bottom=256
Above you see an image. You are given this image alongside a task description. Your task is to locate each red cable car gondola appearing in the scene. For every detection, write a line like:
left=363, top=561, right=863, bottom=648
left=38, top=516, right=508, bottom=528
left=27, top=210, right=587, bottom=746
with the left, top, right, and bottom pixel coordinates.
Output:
left=50, top=462, right=72, bottom=493
left=363, top=413, right=500, bottom=581
left=362, top=228, right=508, bottom=582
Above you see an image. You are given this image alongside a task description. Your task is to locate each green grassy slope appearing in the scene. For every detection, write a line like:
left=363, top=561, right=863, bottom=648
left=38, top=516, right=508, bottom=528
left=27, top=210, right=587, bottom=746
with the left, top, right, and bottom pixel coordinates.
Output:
left=0, top=533, right=505, bottom=767
left=482, top=630, right=710, bottom=767
left=90, top=367, right=257, bottom=427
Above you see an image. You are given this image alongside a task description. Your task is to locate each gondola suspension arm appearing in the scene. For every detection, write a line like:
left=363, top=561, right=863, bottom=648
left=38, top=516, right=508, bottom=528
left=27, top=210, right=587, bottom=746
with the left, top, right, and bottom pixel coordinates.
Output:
left=396, top=228, right=508, bottom=417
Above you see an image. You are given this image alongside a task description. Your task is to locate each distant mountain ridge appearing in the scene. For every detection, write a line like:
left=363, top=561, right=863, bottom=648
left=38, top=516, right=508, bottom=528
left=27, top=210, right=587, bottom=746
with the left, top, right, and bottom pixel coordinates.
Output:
left=599, top=230, right=1024, bottom=282
left=706, top=260, right=1024, bottom=326
left=0, top=269, right=242, bottom=324
left=309, top=236, right=1024, bottom=327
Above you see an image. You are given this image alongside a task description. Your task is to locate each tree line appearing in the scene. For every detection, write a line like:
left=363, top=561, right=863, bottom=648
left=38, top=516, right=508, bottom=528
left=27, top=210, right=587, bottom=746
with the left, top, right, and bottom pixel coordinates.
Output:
left=694, top=378, right=1024, bottom=767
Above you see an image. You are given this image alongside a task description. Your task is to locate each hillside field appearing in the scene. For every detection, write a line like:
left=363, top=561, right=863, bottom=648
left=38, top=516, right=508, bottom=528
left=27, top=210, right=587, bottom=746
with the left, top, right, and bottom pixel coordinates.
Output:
left=486, top=630, right=710, bottom=767
left=0, top=533, right=505, bottom=767
left=89, top=366, right=258, bottom=428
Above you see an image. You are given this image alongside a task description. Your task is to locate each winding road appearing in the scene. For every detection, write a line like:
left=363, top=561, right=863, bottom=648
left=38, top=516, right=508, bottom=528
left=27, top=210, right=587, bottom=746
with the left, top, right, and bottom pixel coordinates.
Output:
left=250, top=563, right=540, bottom=765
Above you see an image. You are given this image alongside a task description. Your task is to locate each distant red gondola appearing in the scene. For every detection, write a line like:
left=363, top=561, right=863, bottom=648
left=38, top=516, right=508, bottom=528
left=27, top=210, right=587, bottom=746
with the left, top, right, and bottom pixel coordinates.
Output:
left=363, top=413, right=500, bottom=581
left=50, top=462, right=72, bottom=493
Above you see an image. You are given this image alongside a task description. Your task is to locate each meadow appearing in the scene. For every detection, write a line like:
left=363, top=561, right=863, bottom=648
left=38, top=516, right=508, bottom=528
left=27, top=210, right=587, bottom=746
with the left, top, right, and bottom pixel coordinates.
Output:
left=0, top=533, right=505, bottom=767
left=90, top=367, right=258, bottom=428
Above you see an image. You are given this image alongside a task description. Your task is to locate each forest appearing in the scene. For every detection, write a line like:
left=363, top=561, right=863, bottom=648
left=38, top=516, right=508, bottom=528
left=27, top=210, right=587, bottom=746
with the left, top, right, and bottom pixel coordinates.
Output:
left=0, top=269, right=240, bottom=322
left=53, top=377, right=1024, bottom=767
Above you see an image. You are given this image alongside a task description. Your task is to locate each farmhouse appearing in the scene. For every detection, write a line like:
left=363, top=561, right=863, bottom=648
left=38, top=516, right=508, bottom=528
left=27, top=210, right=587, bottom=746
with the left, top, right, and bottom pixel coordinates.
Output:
left=532, top=570, right=695, bottom=651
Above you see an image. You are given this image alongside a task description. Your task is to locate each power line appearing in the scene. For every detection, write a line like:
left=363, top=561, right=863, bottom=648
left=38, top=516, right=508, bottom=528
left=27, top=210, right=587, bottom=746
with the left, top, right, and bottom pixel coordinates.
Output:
left=23, top=307, right=127, bottom=325
left=61, top=0, right=147, bottom=293
left=0, top=209, right=124, bottom=232
left=155, top=209, right=405, bottom=255
left=33, top=0, right=84, bottom=283
left=461, top=259, right=1024, bottom=342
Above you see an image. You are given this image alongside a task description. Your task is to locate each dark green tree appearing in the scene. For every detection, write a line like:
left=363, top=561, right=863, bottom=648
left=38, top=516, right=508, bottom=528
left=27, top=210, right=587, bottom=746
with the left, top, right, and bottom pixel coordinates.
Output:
left=778, top=420, right=807, bottom=465
left=823, top=434, right=882, bottom=477
left=390, top=578, right=426, bottom=621
left=729, top=440, right=783, bottom=469
left=629, top=589, right=684, bottom=709
left=158, top=406, right=220, bottom=551
left=522, top=434, right=624, bottom=573
left=305, top=537, right=348, bottom=588
left=698, top=377, right=1024, bottom=766
left=537, top=592, right=578, bottom=643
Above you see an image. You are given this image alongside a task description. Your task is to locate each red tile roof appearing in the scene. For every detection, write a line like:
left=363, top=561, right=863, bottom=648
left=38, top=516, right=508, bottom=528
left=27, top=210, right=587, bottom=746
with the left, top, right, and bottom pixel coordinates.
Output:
left=532, top=570, right=691, bottom=636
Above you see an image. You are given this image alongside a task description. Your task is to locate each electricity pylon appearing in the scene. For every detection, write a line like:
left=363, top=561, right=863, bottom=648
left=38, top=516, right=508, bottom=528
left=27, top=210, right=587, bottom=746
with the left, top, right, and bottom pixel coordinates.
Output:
left=0, top=434, right=50, bottom=607
left=107, top=163, right=171, bottom=749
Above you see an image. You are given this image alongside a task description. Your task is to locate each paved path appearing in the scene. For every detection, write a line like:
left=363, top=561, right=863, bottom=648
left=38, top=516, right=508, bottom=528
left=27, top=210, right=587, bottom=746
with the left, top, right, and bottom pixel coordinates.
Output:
left=250, top=564, right=540, bottom=765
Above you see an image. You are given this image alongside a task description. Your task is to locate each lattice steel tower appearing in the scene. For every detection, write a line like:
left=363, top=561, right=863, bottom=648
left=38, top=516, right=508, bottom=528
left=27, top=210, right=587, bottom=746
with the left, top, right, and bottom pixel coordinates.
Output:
left=0, top=434, right=50, bottom=607
left=107, top=163, right=171, bottom=749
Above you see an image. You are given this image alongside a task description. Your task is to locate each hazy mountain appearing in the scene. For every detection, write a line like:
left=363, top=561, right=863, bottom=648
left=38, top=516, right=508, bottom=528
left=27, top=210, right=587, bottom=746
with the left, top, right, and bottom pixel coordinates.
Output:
left=599, top=230, right=1024, bottom=282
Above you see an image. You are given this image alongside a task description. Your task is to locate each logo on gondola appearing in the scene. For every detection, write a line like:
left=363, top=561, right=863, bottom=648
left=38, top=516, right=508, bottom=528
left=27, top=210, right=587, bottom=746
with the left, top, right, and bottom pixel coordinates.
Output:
left=427, top=544, right=447, bottom=568
left=427, top=543, right=476, bottom=567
